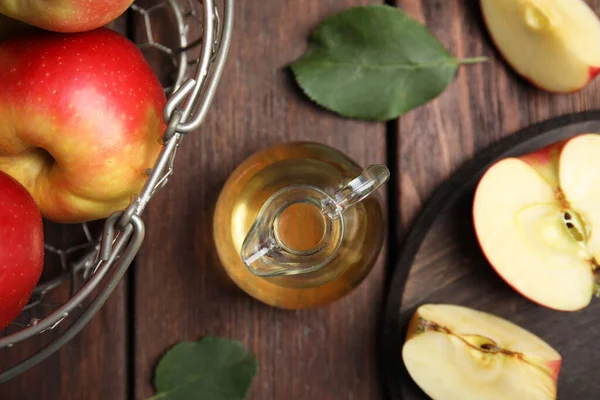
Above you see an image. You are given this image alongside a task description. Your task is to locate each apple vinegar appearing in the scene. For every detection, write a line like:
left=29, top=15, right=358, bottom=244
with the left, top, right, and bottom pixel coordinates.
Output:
left=213, top=142, right=386, bottom=309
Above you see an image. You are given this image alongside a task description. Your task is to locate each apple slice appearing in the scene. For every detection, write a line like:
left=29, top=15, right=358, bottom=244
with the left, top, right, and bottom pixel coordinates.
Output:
left=473, top=134, right=600, bottom=311
left=402, top=304, right=561, bottom=400
left=481, top=0, right=600, bottom=93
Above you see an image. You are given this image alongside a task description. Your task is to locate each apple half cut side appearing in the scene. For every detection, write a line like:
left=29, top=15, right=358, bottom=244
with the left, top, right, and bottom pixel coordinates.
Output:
left=480, top=0, right=600, bottom=93
left=402, top=304, right=561, bottom=400
left=473, top=133, right=600, bottom=311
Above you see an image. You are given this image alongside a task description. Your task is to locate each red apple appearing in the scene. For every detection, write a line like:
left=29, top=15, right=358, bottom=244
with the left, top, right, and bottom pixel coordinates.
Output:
left=473, top=134, right=600, bottom=311
left=0, top=170, right=44, bottom=330
left=0, top=27, right=166, bottom=223
left=0, top=0, right=134, bottom=33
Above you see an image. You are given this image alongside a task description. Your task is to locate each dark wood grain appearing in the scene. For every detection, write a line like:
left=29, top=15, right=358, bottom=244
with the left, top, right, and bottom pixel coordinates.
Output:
left=383, top=113, right=600, bottom=400
left=133, top=1, right=387, bottom=399
left=0, top=17, right=130, bottom=400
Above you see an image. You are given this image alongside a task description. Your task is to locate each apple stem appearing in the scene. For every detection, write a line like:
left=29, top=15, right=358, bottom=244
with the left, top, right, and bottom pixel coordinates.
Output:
left=457, top=56, right=489, bottom=65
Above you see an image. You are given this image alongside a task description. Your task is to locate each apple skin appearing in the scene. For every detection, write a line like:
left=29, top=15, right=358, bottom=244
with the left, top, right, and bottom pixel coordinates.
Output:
left=589, top=66, right=600, bottom=85
left=546, top=359, right=562, bottom=382
left=0, top=170, right=44, bottom=330
left=518, top=139, right=565, bottom=187
left=0, top=0, right=134, bottom=33
left=0, top=27, right=166, bottom=223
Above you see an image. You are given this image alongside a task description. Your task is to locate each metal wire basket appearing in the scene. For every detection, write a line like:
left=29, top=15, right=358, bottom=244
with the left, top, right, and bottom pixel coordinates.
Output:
left=0, top=0, right=233, bottom=382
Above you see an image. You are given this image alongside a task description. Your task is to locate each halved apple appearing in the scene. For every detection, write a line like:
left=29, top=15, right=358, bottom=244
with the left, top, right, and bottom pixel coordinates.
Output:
left=481, top=0, right=600, bottom=93
left=473, top=133, right=600, bottom=311
left=402, top=304, right=561, bottom=400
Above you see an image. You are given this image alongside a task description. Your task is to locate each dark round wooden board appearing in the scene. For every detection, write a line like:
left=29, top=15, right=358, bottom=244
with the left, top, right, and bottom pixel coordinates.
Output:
left=381, top=111, right=600, bottom=400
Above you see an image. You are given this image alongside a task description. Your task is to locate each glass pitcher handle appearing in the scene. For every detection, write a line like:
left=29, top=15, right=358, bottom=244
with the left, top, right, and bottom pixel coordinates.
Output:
left=322, top=164, right=390, bottom=219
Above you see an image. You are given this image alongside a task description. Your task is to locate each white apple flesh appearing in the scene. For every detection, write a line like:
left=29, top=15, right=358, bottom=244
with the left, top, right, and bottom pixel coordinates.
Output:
left=481, top=0, right=600, bottom=93
left=402, top=304, right=561, bottom=400
left=473, top=134, right=600, bottom=311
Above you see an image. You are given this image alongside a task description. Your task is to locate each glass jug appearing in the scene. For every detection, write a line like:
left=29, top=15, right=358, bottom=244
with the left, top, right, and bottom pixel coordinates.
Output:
left=213, top=142, right=389, bottom=309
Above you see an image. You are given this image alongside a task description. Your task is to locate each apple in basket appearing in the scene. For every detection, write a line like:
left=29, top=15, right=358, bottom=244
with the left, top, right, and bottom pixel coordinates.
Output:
left=0, top=0, right=134, bottom=33
left=0, top=171, right=44, bottom=330
left=402, top=304, right=561, bottom=400
left=473, top=134, right=600, bottom=311
left=0, top=27, right=166, bottom=223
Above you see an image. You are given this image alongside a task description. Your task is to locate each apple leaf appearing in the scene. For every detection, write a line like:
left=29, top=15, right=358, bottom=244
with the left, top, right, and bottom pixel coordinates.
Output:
left=290, top=5, right=487, bottom=121
left=149, top=337, right=258, bottom=400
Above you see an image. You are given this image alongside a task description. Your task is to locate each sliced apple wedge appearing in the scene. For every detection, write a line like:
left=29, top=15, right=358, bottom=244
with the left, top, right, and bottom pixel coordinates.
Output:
left=481, top=0, right=600, bottom=93
left=473, top=133, right=600, bottom=311
left=402, top=304, right=561, bottom=400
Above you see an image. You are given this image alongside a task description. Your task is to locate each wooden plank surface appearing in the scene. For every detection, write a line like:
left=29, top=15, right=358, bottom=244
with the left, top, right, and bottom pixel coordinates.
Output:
left=0, top=18, right=129, bottom=400
left=394, top=0, right=600, bottom=231
left=133, top=1, right=387, bottom=399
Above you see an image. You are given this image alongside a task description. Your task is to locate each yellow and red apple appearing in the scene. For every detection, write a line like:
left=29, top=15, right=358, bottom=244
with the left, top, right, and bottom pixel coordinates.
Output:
left=0, top=27, right=166, bottom=223
left=481, top=0, right=600, bottom=93
left=402, top=304, right=561, bottom=400
left=0, top=170, right=44, bottom=330
left=473, top=134, right=600, bottom=311
left=0, top=0, right=134, bottom=33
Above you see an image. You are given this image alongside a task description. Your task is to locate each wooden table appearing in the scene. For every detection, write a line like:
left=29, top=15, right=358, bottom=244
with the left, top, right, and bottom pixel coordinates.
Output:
left=3, top=1, right=600, bottom=399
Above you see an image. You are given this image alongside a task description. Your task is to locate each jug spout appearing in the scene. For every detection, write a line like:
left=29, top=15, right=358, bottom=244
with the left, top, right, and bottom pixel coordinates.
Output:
left=240, top=165, right=390, bottom=277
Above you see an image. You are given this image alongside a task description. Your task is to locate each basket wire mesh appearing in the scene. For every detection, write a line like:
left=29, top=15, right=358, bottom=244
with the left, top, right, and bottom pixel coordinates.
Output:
left=0, top=0, right=233, bottom=382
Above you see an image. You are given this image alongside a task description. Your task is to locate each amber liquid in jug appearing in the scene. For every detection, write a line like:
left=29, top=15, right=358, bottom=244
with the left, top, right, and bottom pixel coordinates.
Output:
left=213, top=142, right=388, bottom=309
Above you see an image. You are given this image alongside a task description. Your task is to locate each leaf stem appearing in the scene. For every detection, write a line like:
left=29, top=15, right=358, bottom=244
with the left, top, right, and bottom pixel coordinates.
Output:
left=457, top=56, right=489, bottom=65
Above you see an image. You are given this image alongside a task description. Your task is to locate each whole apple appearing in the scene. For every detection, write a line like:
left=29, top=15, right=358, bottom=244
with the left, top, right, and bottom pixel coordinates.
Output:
left=0, top=0, right=134, bottom=33
left=0, top=170, right=44, bottom=330
left=0, top=27, right=166, bottom=223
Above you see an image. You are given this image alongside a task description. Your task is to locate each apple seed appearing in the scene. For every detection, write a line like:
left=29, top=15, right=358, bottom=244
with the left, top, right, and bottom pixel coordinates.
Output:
left=480, top=343, right=500, bottom=353
left=563, top=210, right=587, bottom=243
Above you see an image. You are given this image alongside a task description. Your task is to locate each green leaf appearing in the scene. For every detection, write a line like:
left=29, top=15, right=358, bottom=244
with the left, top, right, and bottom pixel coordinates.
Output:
left=290, top=5, right=487, bottom=121
left=149, top=337, right=258, bottom=400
